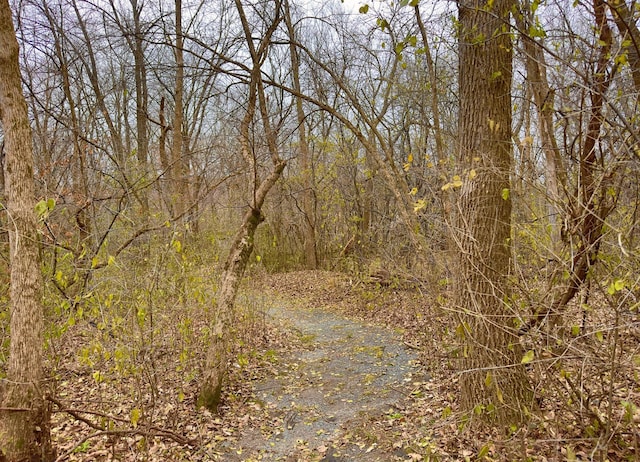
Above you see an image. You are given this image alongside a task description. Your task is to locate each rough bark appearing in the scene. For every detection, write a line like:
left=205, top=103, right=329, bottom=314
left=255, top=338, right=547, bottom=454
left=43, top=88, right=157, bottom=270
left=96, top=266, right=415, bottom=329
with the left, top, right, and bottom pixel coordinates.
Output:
left=456, top=0, right=532, bottom=425
left=0, top=0, right=54, bottom=458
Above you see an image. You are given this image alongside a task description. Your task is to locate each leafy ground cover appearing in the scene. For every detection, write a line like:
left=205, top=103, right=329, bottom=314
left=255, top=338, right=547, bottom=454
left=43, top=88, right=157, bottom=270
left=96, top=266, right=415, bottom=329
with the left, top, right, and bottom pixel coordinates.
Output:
left=48, top=269, right=639, bottom=461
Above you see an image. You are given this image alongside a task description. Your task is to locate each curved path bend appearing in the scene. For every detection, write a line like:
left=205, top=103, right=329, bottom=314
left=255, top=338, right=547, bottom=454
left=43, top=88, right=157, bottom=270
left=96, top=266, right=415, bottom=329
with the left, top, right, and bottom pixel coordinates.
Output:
left=221, top=296, right=421, bottom=461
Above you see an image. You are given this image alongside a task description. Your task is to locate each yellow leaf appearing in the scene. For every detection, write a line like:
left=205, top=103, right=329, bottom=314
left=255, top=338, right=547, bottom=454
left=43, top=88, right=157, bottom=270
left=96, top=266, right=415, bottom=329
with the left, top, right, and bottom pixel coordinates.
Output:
left=403, top=162, right=411, bottom=172
left=92, top=371, right=103, bottom=383
left=409, top=187, right=418, bottom=196
left=468, top=169, right=477, bottom=180
left=485, top=371, right=492, bottom=388
left=521, top=350, right=534, bottom=364
left=131, top=408, right=141, bottom=428
left=407, top=153, right=414, bottom=163
left=413, top=199, right=427, bottom=212
left=172, top=239, right=182, bottom=253
left=107, top=255, right=115, bottom=266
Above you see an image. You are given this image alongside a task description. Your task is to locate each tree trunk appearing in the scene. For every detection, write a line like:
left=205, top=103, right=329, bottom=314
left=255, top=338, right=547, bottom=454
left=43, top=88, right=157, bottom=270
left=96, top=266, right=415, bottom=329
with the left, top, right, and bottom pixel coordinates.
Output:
left=198, top=0, right=284, bottom=412
left=519, top=0, right=614, bottom=334
left=456, top=0, right=532, bottom=425
left=198, top=162, right=286, bottom=411
left=284, top=0, right=317, bottom=269
left=516, top=1, right=567, bottom=254
left=132, top=0, right=149, bottom=217
left=171, top=0, right=186, bottom=221
left=0, top=0, right=54, bottom=458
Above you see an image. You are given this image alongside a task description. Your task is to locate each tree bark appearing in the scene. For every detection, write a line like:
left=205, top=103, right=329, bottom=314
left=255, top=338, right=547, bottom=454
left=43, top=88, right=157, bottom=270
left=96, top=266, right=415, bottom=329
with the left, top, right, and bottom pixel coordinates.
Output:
left=515, top=1, right=567, bottom=254
left=198, top=0, right=284, bottom=412
left=0, top=0, right=54, bottom=458
left=284, top=0, right=317, bottom=269
left=520, top=0, right=615, bottom=333
left=132, top=0, right=150, bottom=216
left=171, top=0, right=187, bottom=221
left=198, top=161, right=286, bottom=411
left=456, top=0, right=532, bottom=425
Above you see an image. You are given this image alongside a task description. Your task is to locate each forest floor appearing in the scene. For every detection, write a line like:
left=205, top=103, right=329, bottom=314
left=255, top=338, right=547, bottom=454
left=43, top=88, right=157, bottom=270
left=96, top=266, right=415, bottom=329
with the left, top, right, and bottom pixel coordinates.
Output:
left=51, top=269, right=464, bottom=461
left=50, top=269, right=639, bottom=461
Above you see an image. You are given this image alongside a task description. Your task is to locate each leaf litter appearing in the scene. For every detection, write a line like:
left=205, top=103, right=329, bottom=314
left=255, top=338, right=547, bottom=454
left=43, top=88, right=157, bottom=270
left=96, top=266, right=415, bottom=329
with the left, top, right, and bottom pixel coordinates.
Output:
left=48, top=269, right=640, bottom=460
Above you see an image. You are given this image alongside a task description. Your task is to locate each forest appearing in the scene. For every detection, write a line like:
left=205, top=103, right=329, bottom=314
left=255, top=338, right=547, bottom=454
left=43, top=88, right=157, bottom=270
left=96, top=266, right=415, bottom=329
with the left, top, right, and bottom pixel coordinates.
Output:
left=0, top=0, right=639, bottom=459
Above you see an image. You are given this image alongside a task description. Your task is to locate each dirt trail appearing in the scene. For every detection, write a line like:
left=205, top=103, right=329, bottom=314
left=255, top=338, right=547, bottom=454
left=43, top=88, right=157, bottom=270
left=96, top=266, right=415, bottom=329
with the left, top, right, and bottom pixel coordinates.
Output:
left=221, top=295, right=421, bottom=461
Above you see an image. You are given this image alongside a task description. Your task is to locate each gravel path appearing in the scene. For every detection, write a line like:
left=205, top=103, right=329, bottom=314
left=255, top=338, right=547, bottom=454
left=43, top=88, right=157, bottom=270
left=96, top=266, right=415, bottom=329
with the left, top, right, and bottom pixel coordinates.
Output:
left=221, top=297, right=420, bottom=461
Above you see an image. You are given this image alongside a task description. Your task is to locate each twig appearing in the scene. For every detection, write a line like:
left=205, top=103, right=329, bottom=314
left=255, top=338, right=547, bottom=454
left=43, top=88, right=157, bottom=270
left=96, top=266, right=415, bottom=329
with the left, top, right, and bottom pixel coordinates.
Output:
left=48, top=396, right=197, bottom=449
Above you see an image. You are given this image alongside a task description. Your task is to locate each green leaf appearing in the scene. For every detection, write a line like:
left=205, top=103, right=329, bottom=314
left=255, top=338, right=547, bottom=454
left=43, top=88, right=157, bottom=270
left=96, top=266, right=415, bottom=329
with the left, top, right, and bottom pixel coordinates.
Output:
left=501, top=188, right=510, bottom=200
left=358, top=4, right=369, bottom=14
left=35, top=200, right=48, bottom=218
left=477, top=444, right=490, bottom=459
left=92, top=371, right=103, bottom=383
left=131, top=408, right=141, bottom=428
left=521, top=350, right=535, bottom=364
left=172, top=239, right=182, bottom=253
left=376, top=18, right=389, bottom=31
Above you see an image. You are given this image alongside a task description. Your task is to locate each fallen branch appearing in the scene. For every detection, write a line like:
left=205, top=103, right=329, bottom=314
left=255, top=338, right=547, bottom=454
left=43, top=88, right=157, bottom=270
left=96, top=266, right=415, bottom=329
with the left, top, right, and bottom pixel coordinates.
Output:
left=48, top=396, right=197, bottom=453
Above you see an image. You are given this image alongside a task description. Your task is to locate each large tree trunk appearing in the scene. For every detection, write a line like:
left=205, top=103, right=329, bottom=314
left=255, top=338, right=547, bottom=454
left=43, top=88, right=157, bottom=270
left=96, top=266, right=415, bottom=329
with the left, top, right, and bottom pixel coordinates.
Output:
left=455, top=0, right=532, bottom=425
left=0, top=0, right=54, bottom=459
